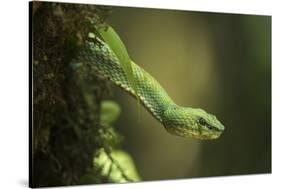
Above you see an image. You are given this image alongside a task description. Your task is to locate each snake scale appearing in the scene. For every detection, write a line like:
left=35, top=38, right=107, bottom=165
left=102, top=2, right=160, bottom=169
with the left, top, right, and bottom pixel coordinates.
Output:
left=71, top=36, right=225, bottom=140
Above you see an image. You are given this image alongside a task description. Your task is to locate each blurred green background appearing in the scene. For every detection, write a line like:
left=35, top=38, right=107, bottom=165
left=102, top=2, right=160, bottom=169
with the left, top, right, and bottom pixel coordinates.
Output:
left=104, top=7, right=271, bottom=180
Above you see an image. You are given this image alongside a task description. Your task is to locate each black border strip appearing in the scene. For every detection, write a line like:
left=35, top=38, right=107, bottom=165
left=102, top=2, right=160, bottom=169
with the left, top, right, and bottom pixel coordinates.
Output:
left=29, top=1, right=33, bottom=188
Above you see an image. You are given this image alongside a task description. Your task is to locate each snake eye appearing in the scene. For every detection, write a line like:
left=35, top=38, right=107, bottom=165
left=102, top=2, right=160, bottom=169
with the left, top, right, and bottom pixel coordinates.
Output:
left=198, top=118, right=207, bottom=126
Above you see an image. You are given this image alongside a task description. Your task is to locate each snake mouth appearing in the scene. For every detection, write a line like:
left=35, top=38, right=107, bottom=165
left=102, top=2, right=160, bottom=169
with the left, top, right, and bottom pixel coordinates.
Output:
left=203, top=132, right=222, bottom=140
left=165, top=125, right=223, bottom=140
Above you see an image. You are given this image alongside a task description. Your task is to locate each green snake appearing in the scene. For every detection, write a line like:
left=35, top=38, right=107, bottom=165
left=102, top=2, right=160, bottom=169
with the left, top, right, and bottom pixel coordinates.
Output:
left=71, top=36, right=225, bottom=140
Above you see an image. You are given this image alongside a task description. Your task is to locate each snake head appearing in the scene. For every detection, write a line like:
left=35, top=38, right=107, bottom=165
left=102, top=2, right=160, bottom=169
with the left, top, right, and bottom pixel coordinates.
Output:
left=162, top=105, right=225, bottom=140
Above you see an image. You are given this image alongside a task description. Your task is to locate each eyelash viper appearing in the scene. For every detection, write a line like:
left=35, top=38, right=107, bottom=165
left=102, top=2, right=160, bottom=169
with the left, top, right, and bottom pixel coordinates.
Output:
left=71, top=36, right=225, bottom=140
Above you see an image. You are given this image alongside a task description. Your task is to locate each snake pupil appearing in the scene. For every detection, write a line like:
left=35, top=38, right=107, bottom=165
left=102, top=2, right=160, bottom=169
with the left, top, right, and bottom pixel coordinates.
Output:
left=199, top=118, right=207, bottom=126
left=198, top=118, right=215, bottom=130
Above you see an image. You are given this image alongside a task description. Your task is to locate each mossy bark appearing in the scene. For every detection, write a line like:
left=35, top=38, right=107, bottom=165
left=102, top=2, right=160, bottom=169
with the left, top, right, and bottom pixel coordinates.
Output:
left=31, top=2, right=114, bottom=187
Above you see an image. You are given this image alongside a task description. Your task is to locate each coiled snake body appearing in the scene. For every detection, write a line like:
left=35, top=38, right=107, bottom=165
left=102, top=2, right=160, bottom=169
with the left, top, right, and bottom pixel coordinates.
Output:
left=72, top=37, right=225, bottom=140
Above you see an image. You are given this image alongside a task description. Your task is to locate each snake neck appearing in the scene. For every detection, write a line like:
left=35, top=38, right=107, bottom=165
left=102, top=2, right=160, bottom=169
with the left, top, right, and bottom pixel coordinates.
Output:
left=72, top=40, right=175, bottom=123
left=131, top=65, right=176, bottom=122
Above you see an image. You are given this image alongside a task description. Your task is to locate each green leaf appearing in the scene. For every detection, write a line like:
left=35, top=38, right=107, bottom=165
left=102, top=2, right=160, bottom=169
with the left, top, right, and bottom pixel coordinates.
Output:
left=96, top=24, right=141, bottom=117
left=100, top=100, right=121, bottom=126
left=93, top=148, right=141, bottom=182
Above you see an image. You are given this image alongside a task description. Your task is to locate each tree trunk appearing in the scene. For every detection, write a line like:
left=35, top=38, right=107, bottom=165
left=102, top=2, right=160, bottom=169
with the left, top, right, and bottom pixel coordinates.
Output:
left=31, top=2, right=114, bottom=187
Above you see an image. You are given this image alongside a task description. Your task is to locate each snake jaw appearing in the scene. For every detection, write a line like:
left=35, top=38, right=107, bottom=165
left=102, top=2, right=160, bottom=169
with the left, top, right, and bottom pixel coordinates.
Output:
left=166, top=126, right=222, bottom=140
